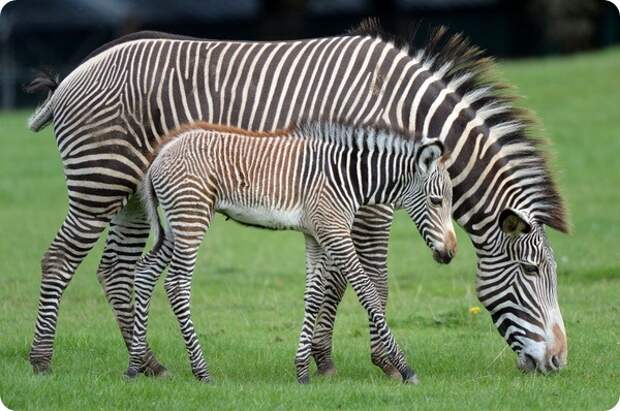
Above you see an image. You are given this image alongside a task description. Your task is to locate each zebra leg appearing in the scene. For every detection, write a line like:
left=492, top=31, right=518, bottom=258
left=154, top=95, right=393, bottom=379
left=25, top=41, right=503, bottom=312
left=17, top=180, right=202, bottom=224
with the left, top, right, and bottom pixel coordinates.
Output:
left=295, top=235, right=327, bottom=384
left=316, top=230, right=417, bottom=384
left=163, top=211, right=212, bottom=382
left=311, top=261, right=345, bottom=376
left=95, top=198, right=167, bottom=377
left=29, top=211, right=110, bottom=374
left=353, top=205, right=402, bottom=379
left=126, top=238, right=174, bottom=378
left=312, top=205, right=399, bottom=378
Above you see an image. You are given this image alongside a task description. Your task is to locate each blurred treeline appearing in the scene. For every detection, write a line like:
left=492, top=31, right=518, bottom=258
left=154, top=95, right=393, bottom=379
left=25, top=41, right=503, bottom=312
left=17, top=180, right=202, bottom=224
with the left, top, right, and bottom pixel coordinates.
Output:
left=1, top=0, right=618, bottom=109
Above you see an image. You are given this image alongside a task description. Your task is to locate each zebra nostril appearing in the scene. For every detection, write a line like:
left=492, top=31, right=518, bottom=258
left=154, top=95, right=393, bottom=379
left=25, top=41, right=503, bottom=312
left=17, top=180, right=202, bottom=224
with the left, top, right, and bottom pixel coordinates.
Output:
left=551, top=355, right=560, bottom=369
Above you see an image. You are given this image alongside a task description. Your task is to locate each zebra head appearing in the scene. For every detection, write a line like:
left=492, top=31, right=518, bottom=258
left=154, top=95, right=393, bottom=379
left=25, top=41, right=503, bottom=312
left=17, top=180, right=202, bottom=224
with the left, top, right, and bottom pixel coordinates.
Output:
left=477, top=208, right=567, bottom=373
left=402, top=139, right=457, bottom=264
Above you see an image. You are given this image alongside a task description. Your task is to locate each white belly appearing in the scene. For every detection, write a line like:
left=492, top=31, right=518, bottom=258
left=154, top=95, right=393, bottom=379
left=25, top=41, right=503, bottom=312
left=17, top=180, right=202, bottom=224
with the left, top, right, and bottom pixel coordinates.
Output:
left=217, top=203, right=302, bottom=230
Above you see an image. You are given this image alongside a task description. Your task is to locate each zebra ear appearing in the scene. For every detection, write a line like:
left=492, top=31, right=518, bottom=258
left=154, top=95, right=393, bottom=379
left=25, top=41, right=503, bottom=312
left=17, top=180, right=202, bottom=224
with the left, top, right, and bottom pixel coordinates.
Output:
left=498, top=208, right=532, bottom=236
left=416, top=139, right=444, bottom=174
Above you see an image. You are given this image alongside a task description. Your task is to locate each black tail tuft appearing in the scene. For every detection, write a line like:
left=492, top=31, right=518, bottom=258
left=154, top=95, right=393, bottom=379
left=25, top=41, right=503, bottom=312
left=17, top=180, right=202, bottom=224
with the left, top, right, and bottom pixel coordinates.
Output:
left=24, top=69, right=59, bottom=95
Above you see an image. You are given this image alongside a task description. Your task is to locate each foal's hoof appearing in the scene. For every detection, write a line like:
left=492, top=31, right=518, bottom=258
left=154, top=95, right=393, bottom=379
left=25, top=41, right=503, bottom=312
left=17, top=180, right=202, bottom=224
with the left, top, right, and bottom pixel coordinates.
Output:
left=193, top=372, right=211, bottom=383
left=316, top=359, right=336, bottom=376
left=372, top=355, right=401, bottom=380
left=30, top=358, right=52, bottom=375
left=31, top=363, right=51, bottom=375
left=143, top=362, right=169, bottom=378
left=317, top=366, right=336, bottom=377
left=297, top=375, right=310, bottom=384
left=124, top=367, right=141, bottom=379
left=382, top=364, right=402, bottom=380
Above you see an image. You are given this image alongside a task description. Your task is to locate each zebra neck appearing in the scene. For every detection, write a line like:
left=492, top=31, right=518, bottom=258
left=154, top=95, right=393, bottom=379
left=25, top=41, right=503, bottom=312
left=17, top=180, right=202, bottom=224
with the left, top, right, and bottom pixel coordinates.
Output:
left=343, top=147, right=411, bottom=207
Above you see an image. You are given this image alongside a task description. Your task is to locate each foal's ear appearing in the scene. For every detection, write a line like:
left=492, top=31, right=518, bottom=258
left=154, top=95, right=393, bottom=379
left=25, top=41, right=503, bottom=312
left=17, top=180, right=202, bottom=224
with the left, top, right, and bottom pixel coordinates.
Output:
left=498, top=208, right=532, bottom=236
left=415, top=139, right=444, bottom=174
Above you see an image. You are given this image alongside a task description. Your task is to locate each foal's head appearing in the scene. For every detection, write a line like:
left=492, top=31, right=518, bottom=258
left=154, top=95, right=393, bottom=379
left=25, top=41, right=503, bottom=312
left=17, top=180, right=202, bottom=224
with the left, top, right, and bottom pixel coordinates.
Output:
left=402, top=139, right=456, bottom=264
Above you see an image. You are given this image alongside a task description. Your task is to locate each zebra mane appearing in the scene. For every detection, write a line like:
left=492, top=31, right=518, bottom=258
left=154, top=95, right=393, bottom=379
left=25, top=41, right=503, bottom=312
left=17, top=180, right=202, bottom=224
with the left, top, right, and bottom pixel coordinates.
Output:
left=348, top=18, right=569, bottom=233
left=148, top=122, right=295, bottom=163
left=295, top=119, right=418, bottom=155
left=83, top=31, right=204, bottom=62
left=152, top=120, right=419, bottom=165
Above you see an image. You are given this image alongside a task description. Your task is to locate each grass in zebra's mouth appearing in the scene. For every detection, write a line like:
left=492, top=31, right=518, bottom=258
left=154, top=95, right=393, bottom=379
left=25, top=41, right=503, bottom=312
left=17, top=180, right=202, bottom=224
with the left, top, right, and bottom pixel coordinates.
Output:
left=1, top=47, right=620, bottom=410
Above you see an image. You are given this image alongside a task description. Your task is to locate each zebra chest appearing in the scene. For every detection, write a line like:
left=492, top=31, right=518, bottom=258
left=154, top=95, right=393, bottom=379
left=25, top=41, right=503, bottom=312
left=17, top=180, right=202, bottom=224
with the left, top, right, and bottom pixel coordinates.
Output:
left=216, top=202, right=303, bottom=231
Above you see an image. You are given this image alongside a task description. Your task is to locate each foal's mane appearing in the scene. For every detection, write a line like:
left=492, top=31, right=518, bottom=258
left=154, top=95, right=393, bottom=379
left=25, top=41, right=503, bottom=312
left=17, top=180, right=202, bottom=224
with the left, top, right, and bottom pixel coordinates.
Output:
left=348, top=18, right=568, bottom=233
left=150, top=119, right=422, bottom=165
left=148, top=122, right=294, bottom=162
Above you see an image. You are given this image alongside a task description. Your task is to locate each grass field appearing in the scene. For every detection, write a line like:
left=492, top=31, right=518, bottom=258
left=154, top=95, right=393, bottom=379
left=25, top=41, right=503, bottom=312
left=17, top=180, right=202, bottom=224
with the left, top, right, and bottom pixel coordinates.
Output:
left=1, top=47, right=619, bottom=411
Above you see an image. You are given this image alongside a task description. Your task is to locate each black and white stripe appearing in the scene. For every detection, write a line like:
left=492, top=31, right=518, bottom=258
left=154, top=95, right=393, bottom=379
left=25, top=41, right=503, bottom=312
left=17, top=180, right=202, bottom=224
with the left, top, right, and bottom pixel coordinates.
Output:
left=26, top=21, right=568, bottom=376
left=125, top=121, right=453, bottom=383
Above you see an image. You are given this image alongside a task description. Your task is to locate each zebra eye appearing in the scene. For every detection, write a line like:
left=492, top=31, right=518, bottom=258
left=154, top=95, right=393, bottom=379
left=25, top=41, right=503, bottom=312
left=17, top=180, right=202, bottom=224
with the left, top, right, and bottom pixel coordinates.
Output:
left=520, top=263, right=539, bottom=275
left=430, top=196, right=442, bottom=206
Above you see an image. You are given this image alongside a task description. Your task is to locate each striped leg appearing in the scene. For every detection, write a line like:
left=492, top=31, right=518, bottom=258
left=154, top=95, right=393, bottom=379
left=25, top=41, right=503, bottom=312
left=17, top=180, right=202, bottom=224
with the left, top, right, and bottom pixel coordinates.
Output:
left=312, top=205, right=401, bottom=378
left=29, top=211, right=110, bottom=373
left=315, top=229, right=417, bottom=383
left=295, top=235, right=327, bottom=384
left=164, top=207, right=213, bottom=382
left=96, top=199, right=167, bottom=376
left=311, top=261, right=345, bottom=375
left=126, top=238, right=174, bottom=378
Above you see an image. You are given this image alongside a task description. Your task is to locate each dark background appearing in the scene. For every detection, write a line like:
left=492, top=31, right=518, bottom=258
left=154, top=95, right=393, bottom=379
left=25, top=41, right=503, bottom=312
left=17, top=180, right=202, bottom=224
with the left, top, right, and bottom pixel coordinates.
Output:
left=1, top=0, right=619, bottom=109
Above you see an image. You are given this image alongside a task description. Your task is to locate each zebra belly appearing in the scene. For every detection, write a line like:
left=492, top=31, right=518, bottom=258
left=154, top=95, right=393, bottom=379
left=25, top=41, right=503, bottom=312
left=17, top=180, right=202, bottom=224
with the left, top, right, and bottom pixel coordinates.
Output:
left=217, top=203, right=303, bottom=231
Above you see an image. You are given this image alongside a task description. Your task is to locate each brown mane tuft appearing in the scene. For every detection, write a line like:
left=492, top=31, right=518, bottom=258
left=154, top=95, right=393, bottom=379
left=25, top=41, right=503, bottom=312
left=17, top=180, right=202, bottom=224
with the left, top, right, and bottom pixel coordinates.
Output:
left=147, top=122, right=294, bottom=163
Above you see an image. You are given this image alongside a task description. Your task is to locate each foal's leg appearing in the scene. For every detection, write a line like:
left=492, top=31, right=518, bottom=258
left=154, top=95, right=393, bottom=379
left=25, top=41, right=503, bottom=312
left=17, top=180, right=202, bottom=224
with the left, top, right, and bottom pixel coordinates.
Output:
left=295, top=235, right=327, bottom=384
left=312, top=205, right=398, bottom=377
left=315, top=228, right=417, bottom=383
left=126, top=237, right=174, bottom=378
left=353, top=205, right=401, bottom=378
left=29, top=211, right=110, bottom=373
left=96, top=197, right=167, bottom=376
left=164, top=206, right=213, bottom=382
left=311, top=260, right=345, bottom=375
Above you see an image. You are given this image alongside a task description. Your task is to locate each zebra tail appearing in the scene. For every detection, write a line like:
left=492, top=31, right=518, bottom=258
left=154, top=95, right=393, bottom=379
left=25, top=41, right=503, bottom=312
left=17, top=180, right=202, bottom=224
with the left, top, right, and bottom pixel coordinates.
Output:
left=24, top=70, right=60, bottom=132
left=140, top=170, right=166, bottom=253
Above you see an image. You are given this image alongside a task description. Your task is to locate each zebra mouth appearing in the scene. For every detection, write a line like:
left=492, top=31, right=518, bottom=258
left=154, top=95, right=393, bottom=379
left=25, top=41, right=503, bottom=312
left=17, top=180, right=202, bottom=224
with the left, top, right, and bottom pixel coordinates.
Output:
left=518, top=353, right=537, bottom=373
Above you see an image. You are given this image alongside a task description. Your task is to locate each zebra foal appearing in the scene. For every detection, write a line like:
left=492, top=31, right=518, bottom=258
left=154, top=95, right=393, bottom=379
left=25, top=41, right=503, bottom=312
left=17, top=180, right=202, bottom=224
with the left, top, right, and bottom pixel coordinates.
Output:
left=126, top=120, right=455, bottom=383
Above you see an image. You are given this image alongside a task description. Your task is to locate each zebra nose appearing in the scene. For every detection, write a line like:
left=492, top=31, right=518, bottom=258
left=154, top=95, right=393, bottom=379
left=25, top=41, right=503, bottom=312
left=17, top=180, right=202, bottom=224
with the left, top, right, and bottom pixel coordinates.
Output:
left=433, top=248, right=453, bottom=264
left=445, top=230, right=457, bottom=255
left=546, top=323, right=567, bottom=371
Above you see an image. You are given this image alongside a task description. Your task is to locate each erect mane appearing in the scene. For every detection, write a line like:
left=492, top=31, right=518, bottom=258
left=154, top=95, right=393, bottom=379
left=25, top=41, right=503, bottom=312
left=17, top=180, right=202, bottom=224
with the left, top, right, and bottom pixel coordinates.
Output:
left=348, top=18, right=568, bottom=233
left=149, top=120, right=419, bottom=165
left=295, top=118, right=419, bottom=150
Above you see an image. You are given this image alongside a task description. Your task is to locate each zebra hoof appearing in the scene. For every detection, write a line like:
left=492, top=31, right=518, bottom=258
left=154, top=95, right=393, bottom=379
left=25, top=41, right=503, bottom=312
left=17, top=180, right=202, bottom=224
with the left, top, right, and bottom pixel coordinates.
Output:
left=316, top=359, right=336, bottom=376
left=124, top=367, right=141, bottom=379
left=297, top=375, right=310, bottom=384
left=383, top=364, right=402, bottom=380
left=371, top=354, right=401, bottom=380
left=31, top=362, right=52, bottom=375
left=29, top=351, right=52, bottom=375
left=143, top=362, right=169, bottom=378
left=193, top=372, right=211, bottom=383
left=317, top=366, right=336, bottom=377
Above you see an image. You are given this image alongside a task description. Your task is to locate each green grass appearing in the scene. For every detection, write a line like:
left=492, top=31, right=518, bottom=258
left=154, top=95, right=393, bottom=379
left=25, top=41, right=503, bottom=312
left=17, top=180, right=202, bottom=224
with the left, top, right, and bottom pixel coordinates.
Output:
left=1, top=47, right=619, bottom=411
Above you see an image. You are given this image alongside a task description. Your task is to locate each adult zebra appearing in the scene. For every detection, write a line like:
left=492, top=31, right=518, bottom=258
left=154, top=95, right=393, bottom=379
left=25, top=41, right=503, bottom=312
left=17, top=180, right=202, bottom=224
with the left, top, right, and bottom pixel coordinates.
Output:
left=27, top=19, right=568, bottom=376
